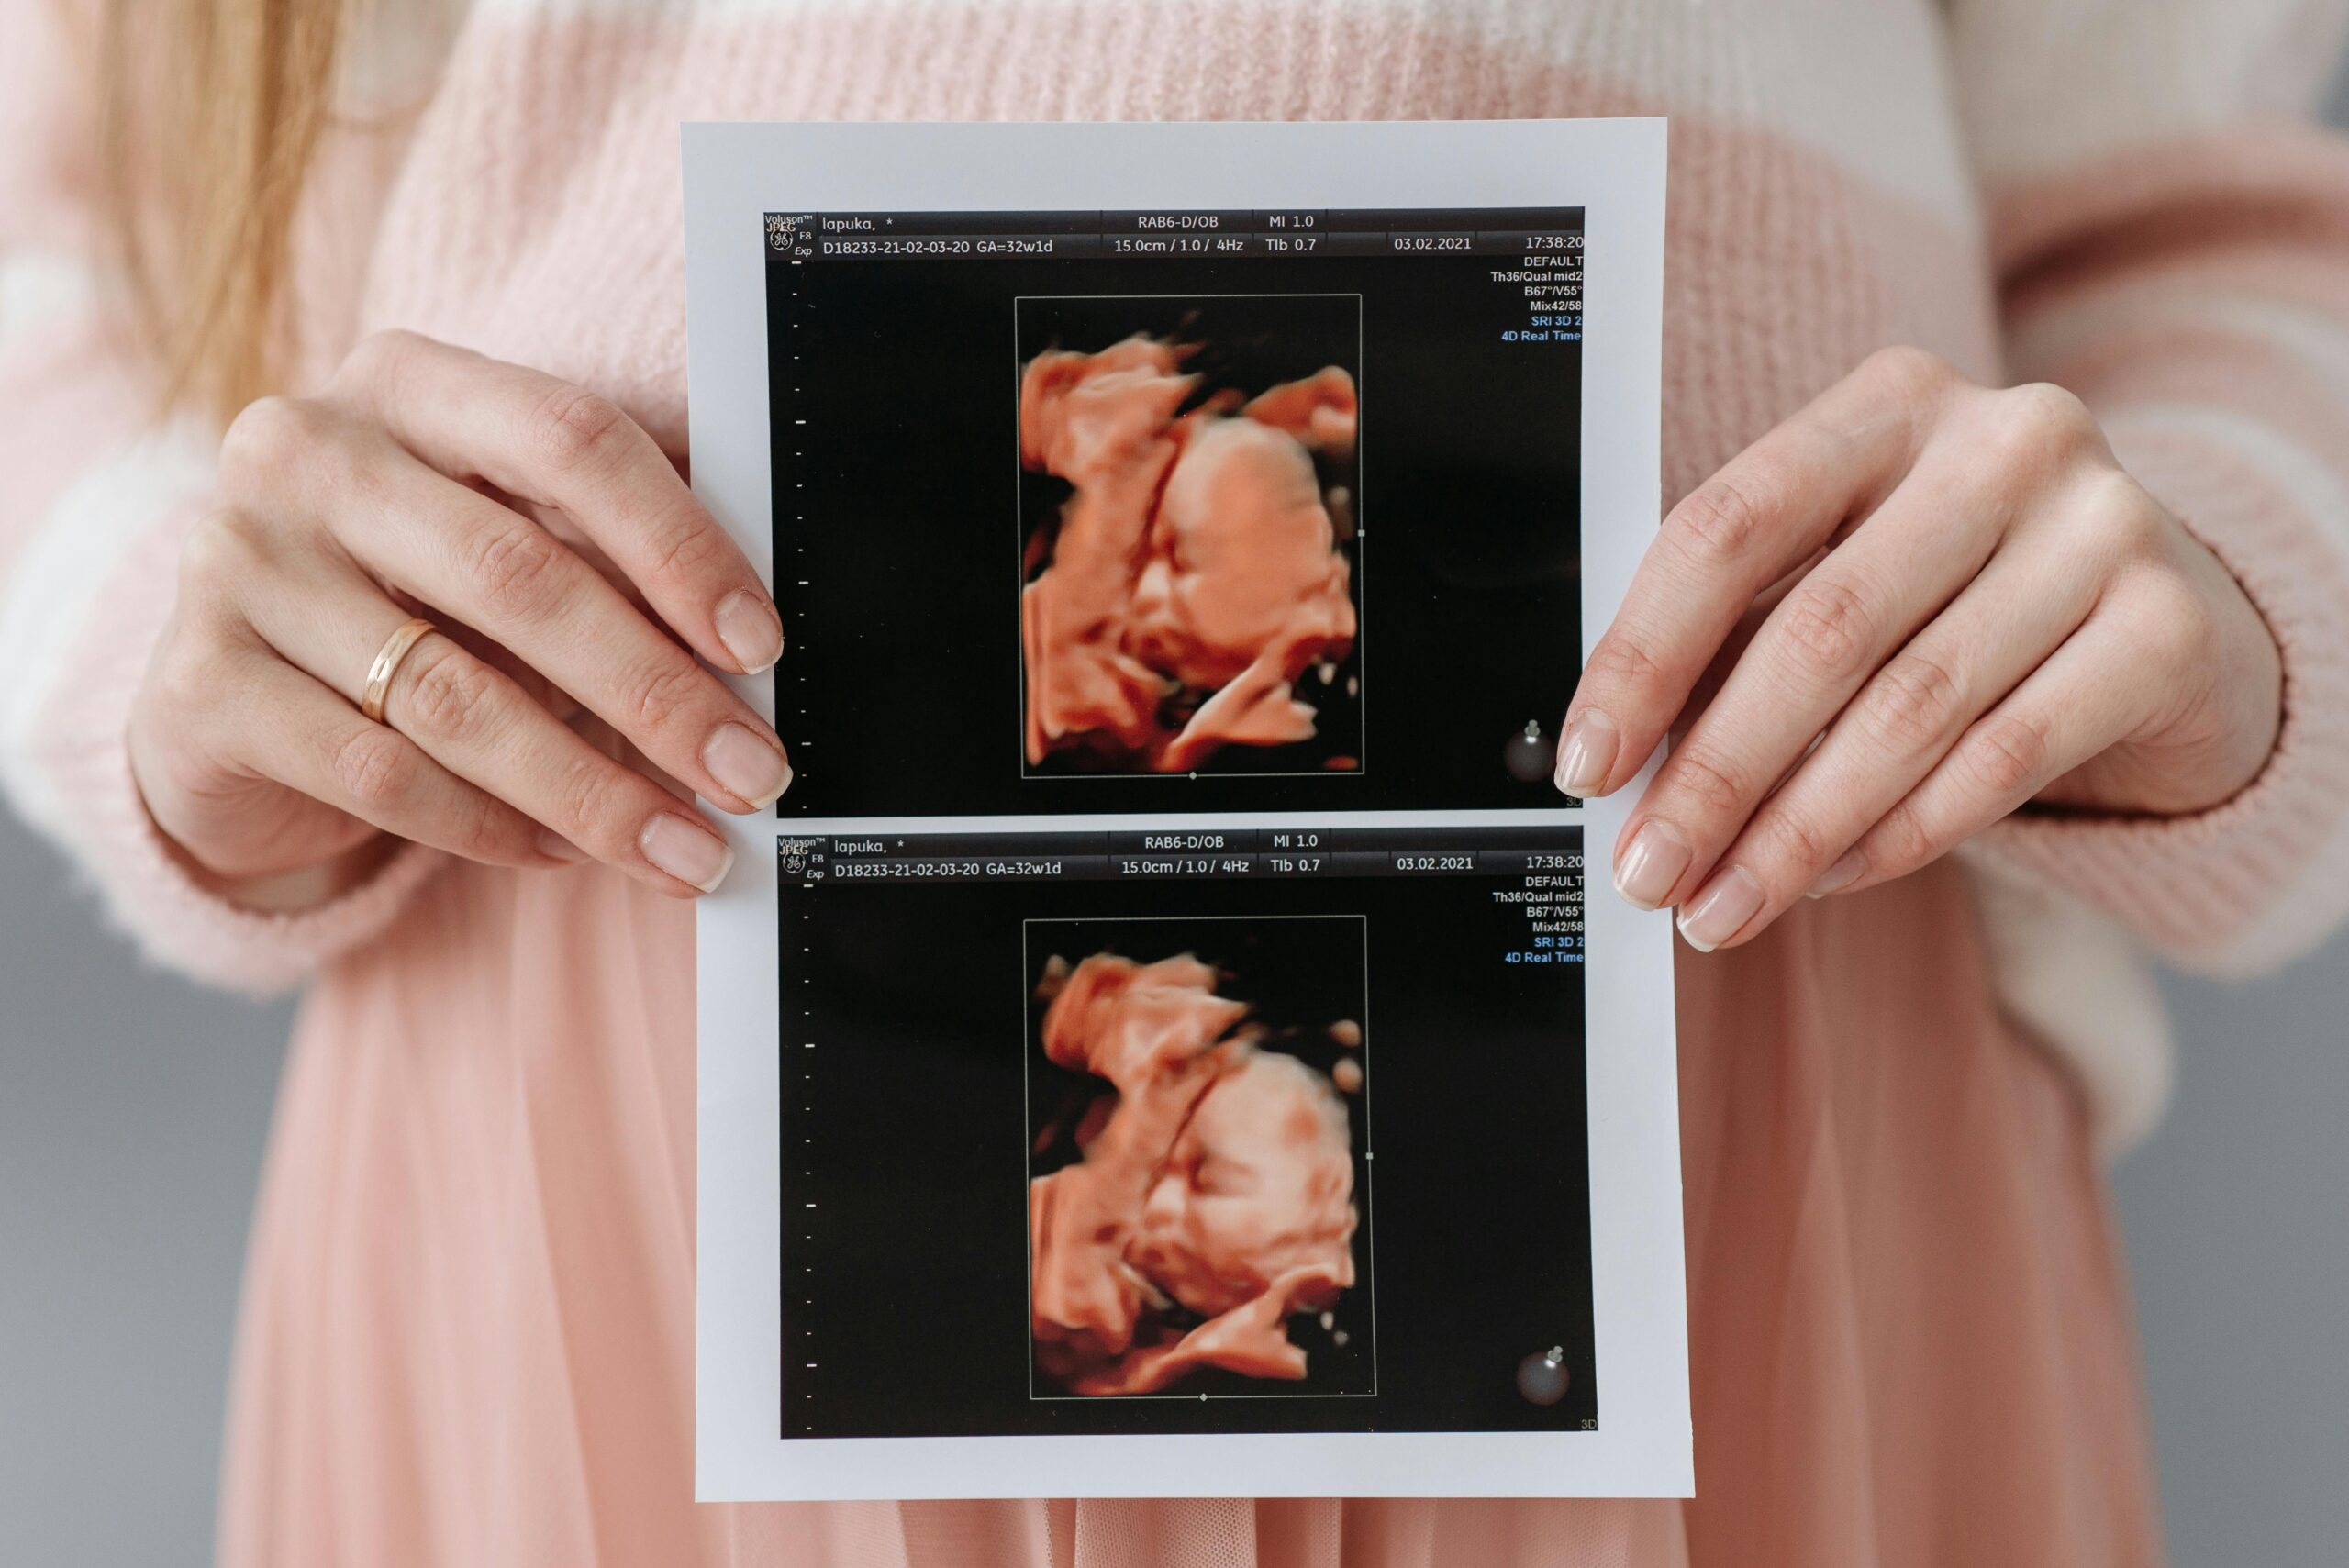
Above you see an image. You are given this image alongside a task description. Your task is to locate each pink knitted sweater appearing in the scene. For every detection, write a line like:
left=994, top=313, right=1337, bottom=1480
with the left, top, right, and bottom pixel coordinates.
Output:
left=1, top=4, right=2346, bottom=1561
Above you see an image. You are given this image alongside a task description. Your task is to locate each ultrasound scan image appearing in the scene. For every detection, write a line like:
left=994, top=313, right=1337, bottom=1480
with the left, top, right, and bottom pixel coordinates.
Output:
left=765, top=205, right=1601, bottom=1441
left=1027, top=942, right=1367, bottom=1396
left=1018, top=306, right=1363, bottom=776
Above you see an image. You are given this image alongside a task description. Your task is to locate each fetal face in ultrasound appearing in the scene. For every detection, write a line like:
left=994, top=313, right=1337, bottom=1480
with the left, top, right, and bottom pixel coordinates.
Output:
left=1017, top=297, right=1364, bottom=777
left=1026, top=921, right=1373, bottom=1398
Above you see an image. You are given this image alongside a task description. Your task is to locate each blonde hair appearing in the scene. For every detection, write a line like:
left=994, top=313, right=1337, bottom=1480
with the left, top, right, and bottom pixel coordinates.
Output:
left=97, top=0, right=347, bottom=425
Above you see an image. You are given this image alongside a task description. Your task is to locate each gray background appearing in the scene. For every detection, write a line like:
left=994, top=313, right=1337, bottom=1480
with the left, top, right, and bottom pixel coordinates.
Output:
left=6, top=84, right=2347, bottom=1568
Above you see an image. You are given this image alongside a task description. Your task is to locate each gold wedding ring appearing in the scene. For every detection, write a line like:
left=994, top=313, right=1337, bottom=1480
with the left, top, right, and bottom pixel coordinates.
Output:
left=359, top=617, right=438, bottom=724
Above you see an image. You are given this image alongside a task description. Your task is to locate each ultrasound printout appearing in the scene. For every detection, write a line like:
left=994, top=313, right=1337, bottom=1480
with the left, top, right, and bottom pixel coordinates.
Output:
left=687, top=120, right=1687, bottom=1502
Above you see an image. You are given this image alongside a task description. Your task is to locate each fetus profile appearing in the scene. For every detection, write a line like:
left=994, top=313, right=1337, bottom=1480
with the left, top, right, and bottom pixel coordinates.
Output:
left=1028, top=951, right=1360, bottom=1395
left=1019, top=332, right=1359, bottom=773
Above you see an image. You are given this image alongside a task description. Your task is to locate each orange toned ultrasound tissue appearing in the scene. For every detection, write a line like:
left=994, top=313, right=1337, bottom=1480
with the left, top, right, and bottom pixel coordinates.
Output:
left=1019, top=337, right=1358, bottom=771
left=1029, top=953, right=1359, bottom=1396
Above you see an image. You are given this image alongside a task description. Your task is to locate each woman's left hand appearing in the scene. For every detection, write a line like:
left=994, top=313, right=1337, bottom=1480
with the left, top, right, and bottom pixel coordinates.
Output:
left=1554, top=346, right=2283, bottom=951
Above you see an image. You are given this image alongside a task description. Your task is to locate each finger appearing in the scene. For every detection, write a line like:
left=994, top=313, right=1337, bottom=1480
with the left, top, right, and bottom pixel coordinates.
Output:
left=1665, top=532, right=2105, bottom=950
left=1555, top=348, right=1954, bottom=798
left=1832, top=602, right=2171, bottom=894
left=240, top=419, right=792, bottom=815
left=433, top=618, right=584, bottom=722
left=378, top=634, right=739, bottom=895
left=1609, top=447, right=2016, bottom=913
left=1682, top=556, right=1816, bottom=720
left=331, top=586, right=584, bottom=722
left=217, top=650, right=558, bottom=870
left=232, top=553, right=740, bottom=895
left=334, top=330, right=785, bottom=676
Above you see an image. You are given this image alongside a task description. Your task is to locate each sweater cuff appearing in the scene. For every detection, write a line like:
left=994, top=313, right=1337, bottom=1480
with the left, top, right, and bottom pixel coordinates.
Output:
left=17, top=503, right=445, bottom=996
left=1970, top=414, right=2349, bottom=976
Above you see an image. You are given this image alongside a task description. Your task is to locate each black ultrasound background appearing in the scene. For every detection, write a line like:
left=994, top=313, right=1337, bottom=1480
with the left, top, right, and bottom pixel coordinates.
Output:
left=776, top=860, right=1598, bottom=1439
left=766, top=240, right=1582, bottom=816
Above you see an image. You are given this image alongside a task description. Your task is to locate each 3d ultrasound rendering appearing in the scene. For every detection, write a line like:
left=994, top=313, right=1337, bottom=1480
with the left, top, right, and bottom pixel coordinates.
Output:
left=1018, top=332, right=1359, bottom=773
left=1027, top=951, right=1360, bottom=1396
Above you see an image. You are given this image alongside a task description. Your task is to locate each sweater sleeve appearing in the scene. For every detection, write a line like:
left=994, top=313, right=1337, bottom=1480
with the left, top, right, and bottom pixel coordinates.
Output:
left=0, top=3, right=442, bottom=996
left=1948, top=0, right=2349, bottom=977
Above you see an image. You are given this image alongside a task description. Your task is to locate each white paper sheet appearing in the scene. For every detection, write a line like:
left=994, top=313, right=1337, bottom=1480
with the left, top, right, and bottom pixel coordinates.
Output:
left=686, top=119, right=1687, bottom=1501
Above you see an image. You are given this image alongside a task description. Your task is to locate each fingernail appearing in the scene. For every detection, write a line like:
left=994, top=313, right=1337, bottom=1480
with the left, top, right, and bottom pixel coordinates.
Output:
left=1613, top=821, right=1692, bottom=910
left=1677, top=865, right=1765, bottom=952
left=716, top=590, right=784, bottom=675
left=640, top=812, right=733, bottom=892
left=703, top=723, right=791, bottom=808
left=1554, top=709, right=1620, bottom=797
left=534, top=828, right=590, bottom=864
left=1807, top=848, right=1865, bottom=898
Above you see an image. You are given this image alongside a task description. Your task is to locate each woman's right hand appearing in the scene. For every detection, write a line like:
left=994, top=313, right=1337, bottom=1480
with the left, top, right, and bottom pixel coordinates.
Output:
left=128, top=330, right=790, bottom=903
